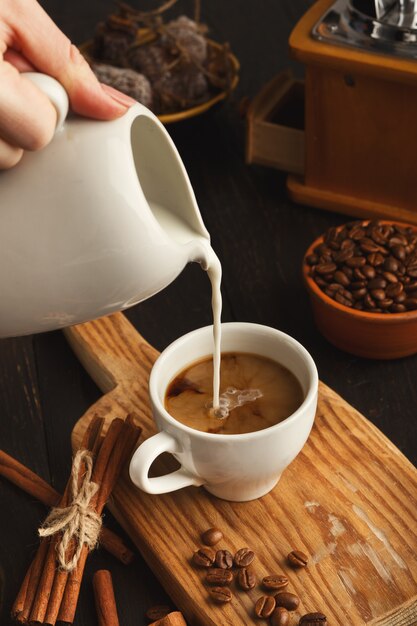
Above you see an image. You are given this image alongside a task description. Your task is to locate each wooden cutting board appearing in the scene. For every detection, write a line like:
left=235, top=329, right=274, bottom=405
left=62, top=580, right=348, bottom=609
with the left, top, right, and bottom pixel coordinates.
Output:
left=67, top=313, right=417, bottom=626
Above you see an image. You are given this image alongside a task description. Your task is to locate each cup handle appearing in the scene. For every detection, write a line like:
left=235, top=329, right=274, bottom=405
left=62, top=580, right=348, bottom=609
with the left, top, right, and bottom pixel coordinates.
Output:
left=23, top=73, right=69, bottom=131
left=129, top=431, right=204, bottom=495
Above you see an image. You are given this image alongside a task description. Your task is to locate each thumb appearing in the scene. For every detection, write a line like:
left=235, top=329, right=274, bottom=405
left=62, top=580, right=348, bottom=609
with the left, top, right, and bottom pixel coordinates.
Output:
left=7, top=0, right=136, bottom=119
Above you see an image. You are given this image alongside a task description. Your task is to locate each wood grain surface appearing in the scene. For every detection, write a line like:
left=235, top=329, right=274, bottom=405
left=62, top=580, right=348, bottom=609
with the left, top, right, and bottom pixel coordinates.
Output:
left=68, top=313, right=417, bottom=626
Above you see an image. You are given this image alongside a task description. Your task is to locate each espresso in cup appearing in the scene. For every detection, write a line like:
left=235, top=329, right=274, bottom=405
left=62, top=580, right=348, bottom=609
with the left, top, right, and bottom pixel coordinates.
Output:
left=165, top=352, right=304, bottom=435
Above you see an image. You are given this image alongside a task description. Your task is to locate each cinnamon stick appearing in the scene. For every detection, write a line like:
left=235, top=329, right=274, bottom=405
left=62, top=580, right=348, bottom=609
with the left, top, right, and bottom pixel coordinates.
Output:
left=57, top=418, right=141, bottom=623
left=93, top=570, right=120, bottom=626
left=12, top=416, right=141, bottom=625
left=30, top=417, right=104, bottom=624
left=0, top=449, right=135, bottom=564
left=149, top=612, right=188, bottom=626
left=13, top=417, right=102, bottom=624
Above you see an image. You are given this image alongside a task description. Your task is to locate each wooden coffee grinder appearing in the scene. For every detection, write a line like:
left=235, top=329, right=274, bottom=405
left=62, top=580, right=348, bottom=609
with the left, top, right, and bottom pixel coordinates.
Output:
left=287, top=0, right=417, bottom=224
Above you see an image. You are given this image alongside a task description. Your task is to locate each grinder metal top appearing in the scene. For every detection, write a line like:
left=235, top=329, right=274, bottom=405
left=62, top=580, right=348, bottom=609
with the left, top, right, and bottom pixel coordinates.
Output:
left=313, top=0, right=417, bottom=58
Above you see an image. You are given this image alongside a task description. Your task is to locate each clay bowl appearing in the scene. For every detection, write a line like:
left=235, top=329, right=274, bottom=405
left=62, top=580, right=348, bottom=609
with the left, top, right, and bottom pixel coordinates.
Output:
left=303, top=221, right=417, bottom=359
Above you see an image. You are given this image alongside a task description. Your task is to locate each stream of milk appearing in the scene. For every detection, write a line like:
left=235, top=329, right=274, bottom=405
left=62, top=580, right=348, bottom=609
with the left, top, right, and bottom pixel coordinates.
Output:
left=150, top=203, right=223, bottom=409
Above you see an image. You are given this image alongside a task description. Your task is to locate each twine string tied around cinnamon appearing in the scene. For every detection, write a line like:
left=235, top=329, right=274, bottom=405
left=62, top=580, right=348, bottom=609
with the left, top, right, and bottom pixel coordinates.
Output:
left=38, top=449, right=102, bottom=572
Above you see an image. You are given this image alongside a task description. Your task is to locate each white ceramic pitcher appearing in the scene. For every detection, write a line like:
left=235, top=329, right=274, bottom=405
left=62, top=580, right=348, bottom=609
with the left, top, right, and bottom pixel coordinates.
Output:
left=0, top=73, right=212, bottom=337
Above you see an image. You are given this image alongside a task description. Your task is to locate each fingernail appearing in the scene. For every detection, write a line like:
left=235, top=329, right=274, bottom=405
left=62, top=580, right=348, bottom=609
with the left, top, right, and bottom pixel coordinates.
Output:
left=101, top=83, right=137, bottom=107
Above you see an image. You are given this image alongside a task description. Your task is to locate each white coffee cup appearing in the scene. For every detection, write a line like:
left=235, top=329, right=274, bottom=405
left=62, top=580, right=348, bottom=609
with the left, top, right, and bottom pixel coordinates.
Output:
left=129, top=322, right=318, bottom=501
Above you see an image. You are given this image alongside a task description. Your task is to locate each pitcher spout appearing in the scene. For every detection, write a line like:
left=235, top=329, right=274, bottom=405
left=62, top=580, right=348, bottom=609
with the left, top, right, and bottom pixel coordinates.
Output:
left=130, top=108, right=210, bottom=241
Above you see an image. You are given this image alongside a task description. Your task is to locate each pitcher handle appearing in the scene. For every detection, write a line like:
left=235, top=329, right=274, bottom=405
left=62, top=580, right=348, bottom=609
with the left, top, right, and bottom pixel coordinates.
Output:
left=129, top=431, right=204, bottom=495
left=24, top=73, right=69, bottom=131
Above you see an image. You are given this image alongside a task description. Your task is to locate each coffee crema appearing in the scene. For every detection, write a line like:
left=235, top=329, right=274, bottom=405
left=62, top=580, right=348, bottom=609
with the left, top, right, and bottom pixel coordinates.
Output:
left=164, top=352, right=304, bottom=435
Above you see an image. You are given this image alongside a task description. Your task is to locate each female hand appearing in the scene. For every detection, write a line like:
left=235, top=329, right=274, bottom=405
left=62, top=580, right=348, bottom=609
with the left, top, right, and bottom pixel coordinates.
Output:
left=0, top=0, right=135, bottom=169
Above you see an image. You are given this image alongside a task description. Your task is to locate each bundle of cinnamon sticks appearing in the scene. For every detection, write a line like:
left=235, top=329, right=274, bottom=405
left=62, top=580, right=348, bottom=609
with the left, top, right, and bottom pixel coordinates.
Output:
left=0, top=448, right=134, bottom=565
left=12, top=414, right=141, bottom=624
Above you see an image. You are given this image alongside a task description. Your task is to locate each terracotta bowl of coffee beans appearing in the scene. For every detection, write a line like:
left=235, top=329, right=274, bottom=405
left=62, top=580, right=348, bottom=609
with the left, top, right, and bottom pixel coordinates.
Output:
left=303, top=219, right=417, bottom=359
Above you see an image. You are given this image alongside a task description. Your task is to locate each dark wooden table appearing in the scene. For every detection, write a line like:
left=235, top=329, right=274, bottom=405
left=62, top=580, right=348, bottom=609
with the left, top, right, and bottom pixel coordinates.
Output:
left=1, top=1, right=416, bottom=624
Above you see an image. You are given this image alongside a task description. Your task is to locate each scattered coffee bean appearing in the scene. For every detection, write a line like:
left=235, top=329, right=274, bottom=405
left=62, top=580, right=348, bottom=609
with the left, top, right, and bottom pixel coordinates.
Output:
left=201, top=527, right=223, bottom=546
left=237, top=567, right=256, bottom=590
left=299, top=612, right=328, bottom=625
left=234, top=547, right=255, bottom=568
left=262, top=574, right=289, bottom=591
left=208, top=586, right=232, bottom=604
left=306, top=220, right=417, bottom=313
left=206, top=568, right=233, bottom=586
left=270, top=607, right=290, bottom=626
left=287, top=550, right=308, bottom=568
left=254, top=595, right=276, bottom=618
left=274, top=591, right=300, bottom=611
left=215, top=549, right=233, bottom=569
left=192, top=547, right=215, bottom=567
left=145, top=605, right=171, bottom=620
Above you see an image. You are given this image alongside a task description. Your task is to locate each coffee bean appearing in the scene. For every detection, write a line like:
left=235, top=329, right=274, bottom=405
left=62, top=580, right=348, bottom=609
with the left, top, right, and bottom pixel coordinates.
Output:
left=201, top=527, right=223, bottom=546
left=392, top=303, right=407, bottom=312
left=367, top=252, right=384, bottom=266
left=405, top=280, right=417, bottom=292
left=208, top=586, right=232, bottom=604
left=192, top=547, right=215, bottom=567
left=349, top=226, right=365, bottom=240
left=333, top=248, right=353, bottom=263
left=368, top=277, right=387, bottom=289
left=353, top=267, right=366, bottom=280
left=352, top=288, right=367, bottom=300
left=145, top=605, right=171, bottom=620
left=299, top=612, right=328, bottom=625
left=392, top=244, right=406, bottom=261
left=360, top=238, right=383, bottom=254
left=333, top=270, right=350, bottom=286
left=270, top=607, right=290, bottom=626
left=346, top=256, right=366, bottom=268
left=404, top=297, right=417, bottom=309
left=254, top=595, right=276, bottom=618
left=389, top=235, right=408, bottom=247
left=379, top=298, right=393, bottom=310
left=341, top=238, right=355, bottom=250
left=362, top=264, right=376, bottom=279
left=237, top=567, right=256, bottom=590
left=407, top=266, right=417, bottom=277
left=324, top=226, right=338, bottom=242
left=350, top=280, right=366, bottom=289
left=370, top=227, right=389, bottom=245
left=364, top=293, right=376, bottom=309
left=370, top=289, right=386, bottom=301
left=287, top=550, right=308, bottom=568
left=274, top=591, right=300, bottom=611
left=386, top=282, right=403, bottom=298
left=383, top=256, right=398, bottom=272
left=341, top=265, right=354, bottom=279
left=206, top=568, right=234, bottom=586
left=382, top=271, right=398, bottom=284
left=262, top=574, right=289, bottom=591
left=315, top=263, right=337, bottom=275
left=328, top=283, right=343, bottom=292
left=234, top=548, right=255, bottom=568
left=215, top=549, right=233, bottom=569
left=334, top=293, right=352, bottom=307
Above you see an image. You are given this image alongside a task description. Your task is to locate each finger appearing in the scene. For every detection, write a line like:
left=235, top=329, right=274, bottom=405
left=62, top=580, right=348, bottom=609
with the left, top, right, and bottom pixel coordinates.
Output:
left=0, top=135, right=23, bottom=169
left=0, top=60, right=57, bottom=150
left=7, top=0, right=135, bottom=119
left=3, top=48, right=35, bottom=72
